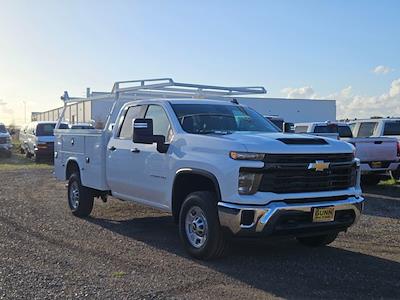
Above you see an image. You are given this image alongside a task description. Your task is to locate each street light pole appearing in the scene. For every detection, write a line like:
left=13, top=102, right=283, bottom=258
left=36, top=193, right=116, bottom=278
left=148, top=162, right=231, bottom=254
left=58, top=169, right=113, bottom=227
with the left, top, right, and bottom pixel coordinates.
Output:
left=23, top=101, right=26, bottom=123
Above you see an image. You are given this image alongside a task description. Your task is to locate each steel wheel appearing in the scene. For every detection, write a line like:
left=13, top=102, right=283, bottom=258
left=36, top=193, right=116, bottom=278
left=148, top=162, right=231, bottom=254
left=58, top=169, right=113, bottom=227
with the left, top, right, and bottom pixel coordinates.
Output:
left=69, top=181, right=80, bottom=210
left=185, top=206, right=208, bottom=248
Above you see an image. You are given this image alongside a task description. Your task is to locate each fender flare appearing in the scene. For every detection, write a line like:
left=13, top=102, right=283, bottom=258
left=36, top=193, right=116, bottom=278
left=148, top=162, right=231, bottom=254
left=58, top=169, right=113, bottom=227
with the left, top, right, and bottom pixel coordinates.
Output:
left=173, top=168, right=222, bottom=201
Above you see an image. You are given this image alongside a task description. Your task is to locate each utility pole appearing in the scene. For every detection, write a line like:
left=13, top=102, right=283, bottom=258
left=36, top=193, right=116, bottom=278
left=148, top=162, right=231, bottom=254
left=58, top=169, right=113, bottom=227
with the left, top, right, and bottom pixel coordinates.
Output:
left=23, top=101, right=27, bottom=123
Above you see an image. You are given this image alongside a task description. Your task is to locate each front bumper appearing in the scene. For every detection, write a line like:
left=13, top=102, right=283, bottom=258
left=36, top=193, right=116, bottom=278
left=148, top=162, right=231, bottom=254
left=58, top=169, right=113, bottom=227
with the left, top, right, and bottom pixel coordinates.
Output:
left=360, top=161, right=400, bottom=174
left=218, top=196, right=364, bottom=237
left=0, top=144, right=12, bottom=152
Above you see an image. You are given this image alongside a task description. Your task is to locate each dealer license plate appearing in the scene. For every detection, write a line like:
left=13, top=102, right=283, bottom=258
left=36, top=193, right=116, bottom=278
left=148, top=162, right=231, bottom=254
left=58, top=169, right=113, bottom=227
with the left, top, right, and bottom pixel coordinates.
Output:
left=313, top=207, right=335, bottom=222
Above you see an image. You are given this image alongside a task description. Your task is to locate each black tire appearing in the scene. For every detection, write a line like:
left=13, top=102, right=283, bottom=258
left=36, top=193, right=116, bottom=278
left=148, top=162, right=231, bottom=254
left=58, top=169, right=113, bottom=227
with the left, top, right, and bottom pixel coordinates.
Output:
left=67, top=173, right=94, bottom=217
left=20, top=147, right=25, bottom=154
left=25, top=150, right=32, bottom=159
left=391, top=169, right=400, bottom=181
left=297, top=233, right=338, bottom=247
left=34, top=153, right=42, bottom=163
left=179, top=191, right=227, bottom=260
left=361, top=175, right=381, bottom=186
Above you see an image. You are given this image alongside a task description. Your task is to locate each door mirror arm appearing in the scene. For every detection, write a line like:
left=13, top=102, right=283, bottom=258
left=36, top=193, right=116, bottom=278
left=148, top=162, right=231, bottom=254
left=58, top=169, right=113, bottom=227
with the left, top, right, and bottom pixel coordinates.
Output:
left=153, top=135, right=169, bottom=153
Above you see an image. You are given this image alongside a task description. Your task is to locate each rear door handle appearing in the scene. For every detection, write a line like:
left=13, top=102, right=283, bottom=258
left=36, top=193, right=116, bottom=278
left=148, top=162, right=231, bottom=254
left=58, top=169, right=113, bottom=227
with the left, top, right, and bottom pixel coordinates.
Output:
left=108, top=146, right=116, bottom=151
left=130, top=148, right=140, bottom=153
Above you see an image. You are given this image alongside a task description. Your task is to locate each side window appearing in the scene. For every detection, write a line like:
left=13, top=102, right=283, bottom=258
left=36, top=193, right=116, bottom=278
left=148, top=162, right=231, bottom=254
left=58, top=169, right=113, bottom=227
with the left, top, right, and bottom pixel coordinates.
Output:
left=357, top=122, right=377, bottom=137
left=118, top=106, right=142, bottom=139
left=295, top=126, right=308, bottom=133
left=348, top=123, right=356, bottom=134
left=145, top=105, right=173, bottom=142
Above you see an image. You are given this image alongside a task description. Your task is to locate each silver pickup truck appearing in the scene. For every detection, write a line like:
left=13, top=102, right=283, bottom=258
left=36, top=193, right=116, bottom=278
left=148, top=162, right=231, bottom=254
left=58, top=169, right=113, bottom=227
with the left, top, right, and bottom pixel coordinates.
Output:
left=295, top=122, right=400, bottom=185
left=0, top=123, right=12, bottom=158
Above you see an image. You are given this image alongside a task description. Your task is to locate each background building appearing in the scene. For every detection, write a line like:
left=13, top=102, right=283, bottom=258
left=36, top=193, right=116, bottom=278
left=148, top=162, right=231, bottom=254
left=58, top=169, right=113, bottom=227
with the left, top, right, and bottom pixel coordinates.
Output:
left=31, top=89, right=336, bottom=124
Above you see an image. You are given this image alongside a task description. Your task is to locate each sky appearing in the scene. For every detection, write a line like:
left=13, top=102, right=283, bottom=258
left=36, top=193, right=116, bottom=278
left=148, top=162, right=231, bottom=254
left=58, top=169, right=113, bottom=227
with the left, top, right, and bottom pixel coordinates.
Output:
left=0, top=0, right=399, bottom=125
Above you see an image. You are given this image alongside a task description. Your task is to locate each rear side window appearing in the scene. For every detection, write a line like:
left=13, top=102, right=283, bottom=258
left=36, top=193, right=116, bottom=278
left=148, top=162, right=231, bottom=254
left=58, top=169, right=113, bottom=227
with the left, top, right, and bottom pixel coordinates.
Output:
left=338, top=126, right=353, bottom=138
left=295, top=126, right=308, bottom=133
left=314, top=126, right=331, bottom=133
left=357, top=122, right=377, bottom=137
left=383, top=121, right=400, bottom=136
left=119, top=106, right=143, bottom=139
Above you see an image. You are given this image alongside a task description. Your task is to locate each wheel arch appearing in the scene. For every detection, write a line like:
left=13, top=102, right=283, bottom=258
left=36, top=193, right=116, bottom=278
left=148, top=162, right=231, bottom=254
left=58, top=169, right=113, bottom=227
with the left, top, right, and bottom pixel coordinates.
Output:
left=65, top=159, right=81, bottom=180
left=171, top=168, right=221, bottom=223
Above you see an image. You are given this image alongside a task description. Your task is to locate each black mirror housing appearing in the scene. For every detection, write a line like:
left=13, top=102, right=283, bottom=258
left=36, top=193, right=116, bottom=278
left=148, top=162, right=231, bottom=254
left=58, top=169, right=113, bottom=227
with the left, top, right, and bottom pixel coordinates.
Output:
left=132, top=118, right=170, bottom=153
left=133, top=119, right=154, bottom=144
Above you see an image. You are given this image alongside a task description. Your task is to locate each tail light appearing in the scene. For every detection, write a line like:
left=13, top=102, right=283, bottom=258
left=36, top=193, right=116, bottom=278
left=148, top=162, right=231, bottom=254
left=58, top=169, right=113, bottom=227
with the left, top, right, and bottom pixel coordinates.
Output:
left=397, top=141, right=400, bottom=157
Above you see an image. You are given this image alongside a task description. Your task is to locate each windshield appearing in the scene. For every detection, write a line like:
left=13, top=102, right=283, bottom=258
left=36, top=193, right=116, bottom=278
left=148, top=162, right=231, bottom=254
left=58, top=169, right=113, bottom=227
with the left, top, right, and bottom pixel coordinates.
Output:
left=171, top=104, right=279, bottom=134
left=0, top=124, right=7, bottom=133
left=383, top=121, right=400, bottom=136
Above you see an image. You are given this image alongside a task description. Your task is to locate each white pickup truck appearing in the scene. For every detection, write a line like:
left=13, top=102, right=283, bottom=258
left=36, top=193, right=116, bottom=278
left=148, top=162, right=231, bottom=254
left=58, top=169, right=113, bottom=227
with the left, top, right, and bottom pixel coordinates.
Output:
left=348, top=119, right=400, bottom=179
left=54, top=79, right=364, bottom=259
left=295, top=122, right=400, bottom=185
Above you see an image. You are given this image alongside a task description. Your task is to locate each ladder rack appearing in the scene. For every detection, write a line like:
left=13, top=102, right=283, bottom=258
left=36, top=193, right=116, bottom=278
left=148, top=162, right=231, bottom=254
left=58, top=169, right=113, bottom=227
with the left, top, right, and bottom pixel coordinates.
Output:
left=61, top=78, right=267, bottom=104
left=57, top=78, right=267, bottom=130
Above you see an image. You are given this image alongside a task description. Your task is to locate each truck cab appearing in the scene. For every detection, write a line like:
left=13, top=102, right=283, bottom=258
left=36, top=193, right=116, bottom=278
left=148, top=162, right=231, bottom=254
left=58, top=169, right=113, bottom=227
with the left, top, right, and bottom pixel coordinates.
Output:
left=54, top=79, right=365, bottom=259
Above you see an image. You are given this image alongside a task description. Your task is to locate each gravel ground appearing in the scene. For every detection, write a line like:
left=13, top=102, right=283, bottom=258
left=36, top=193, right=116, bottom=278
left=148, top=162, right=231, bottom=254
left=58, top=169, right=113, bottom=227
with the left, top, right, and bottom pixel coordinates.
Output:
left=0, top=169, right=399, bottom=299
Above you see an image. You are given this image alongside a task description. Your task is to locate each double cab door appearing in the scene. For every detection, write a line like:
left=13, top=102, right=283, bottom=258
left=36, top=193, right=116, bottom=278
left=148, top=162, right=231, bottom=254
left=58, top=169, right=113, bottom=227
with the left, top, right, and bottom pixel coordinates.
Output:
left=106, top=103, right=173, bottom=210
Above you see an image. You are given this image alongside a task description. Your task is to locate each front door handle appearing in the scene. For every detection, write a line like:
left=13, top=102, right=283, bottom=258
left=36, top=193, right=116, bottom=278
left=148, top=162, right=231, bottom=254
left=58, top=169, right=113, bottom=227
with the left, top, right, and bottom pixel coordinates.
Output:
left=130, top=148, right=140, bottom=153
left=108, top=146, right=116, bottom=151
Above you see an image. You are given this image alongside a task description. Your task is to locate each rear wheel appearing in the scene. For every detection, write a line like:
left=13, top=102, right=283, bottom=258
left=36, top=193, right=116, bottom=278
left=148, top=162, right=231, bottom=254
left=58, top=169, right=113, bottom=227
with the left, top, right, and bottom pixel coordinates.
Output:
left=361, top=175, right=381, bottom=186
left=179, top=191, right=227, bottom=260
left=297, top=233, right=338, bottom=247
left=68, top=173, right=94, bottom=217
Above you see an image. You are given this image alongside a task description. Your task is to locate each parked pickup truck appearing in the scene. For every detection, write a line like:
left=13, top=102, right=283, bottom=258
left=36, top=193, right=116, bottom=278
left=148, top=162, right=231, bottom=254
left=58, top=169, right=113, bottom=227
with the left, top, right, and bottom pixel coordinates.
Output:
left=348, top=118, right=400, bottom=179
left=54, top=79, right=364, bottom=259
left=295, top=122, right=400, bottom=185
left=0, top=123, right=12, bottom=158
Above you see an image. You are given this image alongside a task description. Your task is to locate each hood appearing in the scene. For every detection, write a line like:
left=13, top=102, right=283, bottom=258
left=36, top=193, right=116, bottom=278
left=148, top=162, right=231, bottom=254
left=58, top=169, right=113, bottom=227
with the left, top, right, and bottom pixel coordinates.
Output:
left=216, top=132, right=354, bottom=154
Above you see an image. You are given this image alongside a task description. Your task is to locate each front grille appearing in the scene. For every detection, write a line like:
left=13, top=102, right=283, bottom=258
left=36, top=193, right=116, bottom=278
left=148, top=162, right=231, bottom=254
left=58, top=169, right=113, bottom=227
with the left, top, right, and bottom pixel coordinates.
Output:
left=257, top=153, right=356, bottom=194
left=0, top=137, right=7, bottom=144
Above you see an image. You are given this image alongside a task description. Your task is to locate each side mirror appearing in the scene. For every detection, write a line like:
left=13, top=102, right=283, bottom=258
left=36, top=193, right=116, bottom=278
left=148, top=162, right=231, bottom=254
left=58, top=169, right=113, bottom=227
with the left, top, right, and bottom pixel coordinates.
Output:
left=132, top=119, right=169, bottom=153
left=283, top=122, right=294, bottom=133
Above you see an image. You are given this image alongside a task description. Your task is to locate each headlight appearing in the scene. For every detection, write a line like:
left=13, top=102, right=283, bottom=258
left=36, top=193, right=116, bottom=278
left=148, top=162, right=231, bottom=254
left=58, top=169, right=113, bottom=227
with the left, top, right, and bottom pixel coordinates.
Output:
left=230, top=151, right=265, bottom=161
left=238, top=172, right=262, bottom=195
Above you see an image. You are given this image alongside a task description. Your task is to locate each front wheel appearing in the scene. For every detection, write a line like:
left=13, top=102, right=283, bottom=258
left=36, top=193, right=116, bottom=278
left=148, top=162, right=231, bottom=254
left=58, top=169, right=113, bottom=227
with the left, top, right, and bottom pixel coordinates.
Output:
left=297, top=233, right=338, bottom=247
left=68, top=173, right=94, bottom=217
left=179, top=191, right=227, bottom=260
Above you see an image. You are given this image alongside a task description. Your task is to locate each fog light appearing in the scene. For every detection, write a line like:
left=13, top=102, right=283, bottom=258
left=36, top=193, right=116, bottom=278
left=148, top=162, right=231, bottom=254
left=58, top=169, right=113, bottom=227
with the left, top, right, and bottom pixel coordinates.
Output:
left=238, top=172, right=261, bottom=195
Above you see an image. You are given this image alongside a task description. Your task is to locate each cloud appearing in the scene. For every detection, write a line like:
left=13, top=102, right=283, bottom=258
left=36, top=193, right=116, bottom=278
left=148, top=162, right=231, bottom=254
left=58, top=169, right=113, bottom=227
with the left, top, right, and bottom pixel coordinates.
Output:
left=281, top=86, right=316, bottom=99
left=281, top=78, right=400, bottom=119
left=372, top=65, right=393, bottom=75
left=326, top=78, right=400, bottom=119
left=0, top=99, right=14, bottom=115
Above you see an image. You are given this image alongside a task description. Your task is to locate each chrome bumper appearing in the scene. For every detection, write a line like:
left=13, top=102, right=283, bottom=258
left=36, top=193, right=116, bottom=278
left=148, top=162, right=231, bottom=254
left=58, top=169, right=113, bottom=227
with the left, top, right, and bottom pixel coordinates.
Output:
left=218, top=196, right=364, bottom=236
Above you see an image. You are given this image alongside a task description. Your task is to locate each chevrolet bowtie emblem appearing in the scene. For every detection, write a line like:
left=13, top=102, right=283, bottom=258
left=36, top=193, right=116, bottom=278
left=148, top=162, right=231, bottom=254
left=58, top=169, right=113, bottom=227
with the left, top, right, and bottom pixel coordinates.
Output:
left=308, top=160, right=330, bottom=172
